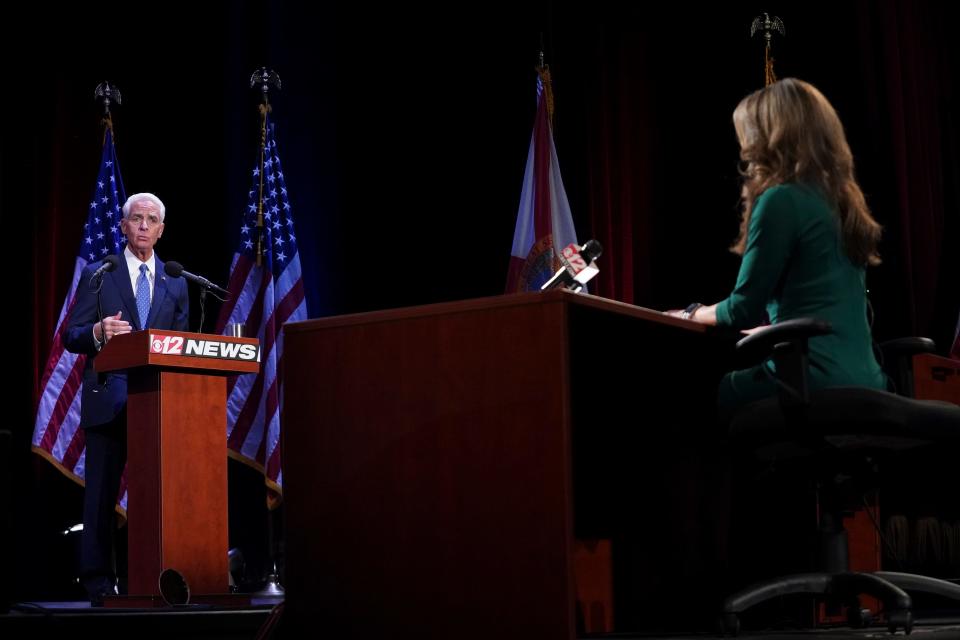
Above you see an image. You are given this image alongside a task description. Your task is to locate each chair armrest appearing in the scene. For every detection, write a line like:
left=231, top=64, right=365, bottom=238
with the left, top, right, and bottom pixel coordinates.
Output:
left=731, top=318, right=833, bottom=409
left=735, top=318, right=834, bottom=366
left=880, top=337, right=937, bottom=361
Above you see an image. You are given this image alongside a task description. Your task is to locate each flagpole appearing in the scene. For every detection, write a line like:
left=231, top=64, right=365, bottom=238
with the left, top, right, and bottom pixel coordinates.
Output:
left=94, top=81, right=122, bottom=143
left=92, top=83, right=122, bottom=361
left=750, top=13, right=785, bottom=87
left=247, top=67, right=286, bottom=599
left=536, top=50, right=554, bottom=126
left=249, top=68, right=281, bottom=267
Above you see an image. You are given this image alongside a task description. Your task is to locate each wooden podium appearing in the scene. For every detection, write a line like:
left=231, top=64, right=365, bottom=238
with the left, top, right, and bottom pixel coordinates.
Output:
left=95, top=329, right=260, bottom=599
left=282, top=290, right=734, bottom=638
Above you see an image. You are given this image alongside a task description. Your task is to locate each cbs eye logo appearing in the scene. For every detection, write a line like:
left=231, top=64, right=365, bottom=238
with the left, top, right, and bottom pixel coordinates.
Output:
left=150, top=335, right=184, bottom=354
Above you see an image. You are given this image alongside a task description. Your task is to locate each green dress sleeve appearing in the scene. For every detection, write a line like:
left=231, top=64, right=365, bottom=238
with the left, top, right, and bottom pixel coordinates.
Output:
left=716, top=185, right=799, bottom=329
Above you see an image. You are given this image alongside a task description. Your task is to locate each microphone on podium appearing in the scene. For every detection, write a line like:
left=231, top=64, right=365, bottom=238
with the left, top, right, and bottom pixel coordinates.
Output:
left=89, top=254, right=121, bottom=284
left=540, top=239, right=603, bottom=292
left=164, top=261, right=229, bottom=334
left=164, top=261, right=229, bottom=297
left=90, top=255, right=122, bottom=355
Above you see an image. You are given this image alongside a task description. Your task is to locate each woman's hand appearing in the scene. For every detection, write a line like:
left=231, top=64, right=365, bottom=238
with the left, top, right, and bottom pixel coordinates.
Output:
left=662, top=303, right=718, bottom=325
left=740, top=325, right=768, bottom=336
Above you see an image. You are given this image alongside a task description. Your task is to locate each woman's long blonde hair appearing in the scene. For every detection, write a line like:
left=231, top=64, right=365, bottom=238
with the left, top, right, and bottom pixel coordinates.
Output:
left=731, top=78, right=881, bottom=266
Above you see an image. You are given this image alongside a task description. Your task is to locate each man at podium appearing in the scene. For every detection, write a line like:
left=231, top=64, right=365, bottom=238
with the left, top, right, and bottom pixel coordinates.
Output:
left=64, top=192, right=189, bottom=605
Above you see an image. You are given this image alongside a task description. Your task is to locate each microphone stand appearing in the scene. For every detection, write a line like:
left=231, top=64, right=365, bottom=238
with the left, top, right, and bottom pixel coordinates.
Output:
left=92, top=273, right=108, bottom=386
left=198, top=286, right=208, bottom=334
left=91, top=272, right=108, bottom=347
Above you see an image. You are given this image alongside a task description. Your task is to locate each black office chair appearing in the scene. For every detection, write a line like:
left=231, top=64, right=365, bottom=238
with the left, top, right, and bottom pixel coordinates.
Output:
left=719, top=319, right=960, bottom=636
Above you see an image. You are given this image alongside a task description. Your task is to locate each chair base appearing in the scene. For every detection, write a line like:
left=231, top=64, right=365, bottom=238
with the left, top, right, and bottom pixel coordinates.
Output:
left=875, top=571, right=960, bottom=603
left=721, top=571, right=920, bottom=635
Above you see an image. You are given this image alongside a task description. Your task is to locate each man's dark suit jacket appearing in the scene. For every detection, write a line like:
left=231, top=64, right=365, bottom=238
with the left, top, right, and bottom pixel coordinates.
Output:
left=64, top=253, right=190, bottom=428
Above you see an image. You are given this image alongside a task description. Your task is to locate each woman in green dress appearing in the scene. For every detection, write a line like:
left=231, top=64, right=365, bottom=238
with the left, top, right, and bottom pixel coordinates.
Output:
left=667, top=78, right=887, bottom=411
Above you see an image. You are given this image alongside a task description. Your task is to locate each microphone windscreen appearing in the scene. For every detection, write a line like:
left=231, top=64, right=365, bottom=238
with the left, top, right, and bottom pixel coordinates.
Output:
left=164, top=261, right=184, bottom=277
left=103, top=254, right=121, bottom=271
left=581, top=239, right=603, bottom=263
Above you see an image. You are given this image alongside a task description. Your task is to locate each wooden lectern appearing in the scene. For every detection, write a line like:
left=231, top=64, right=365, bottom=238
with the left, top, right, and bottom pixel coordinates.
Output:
left=282, top=290, right=734, bottom=638
left=95, top=329, right=260, bottom=598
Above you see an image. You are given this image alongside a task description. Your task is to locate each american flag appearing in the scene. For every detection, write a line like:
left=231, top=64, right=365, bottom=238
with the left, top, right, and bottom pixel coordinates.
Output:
left=216, top=116, right=307, bottom=503
left=505, top=65, right=580, bottom=292
left=32, top=126, right=127, bottom=506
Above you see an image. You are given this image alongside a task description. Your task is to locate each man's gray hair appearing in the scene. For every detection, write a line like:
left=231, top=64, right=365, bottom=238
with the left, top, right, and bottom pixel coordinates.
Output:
left=122, top=193, right=166, bottom=222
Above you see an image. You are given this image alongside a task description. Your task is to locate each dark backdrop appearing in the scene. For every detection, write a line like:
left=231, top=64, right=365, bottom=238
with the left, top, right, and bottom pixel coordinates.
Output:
left=4, top=0, right=958, bottom=606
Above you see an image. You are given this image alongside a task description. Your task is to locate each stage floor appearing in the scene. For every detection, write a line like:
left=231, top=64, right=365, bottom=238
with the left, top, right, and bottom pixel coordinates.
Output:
left=0, top=600, right=278, bottom=638
left=3, top=600, right=959, bottom=639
